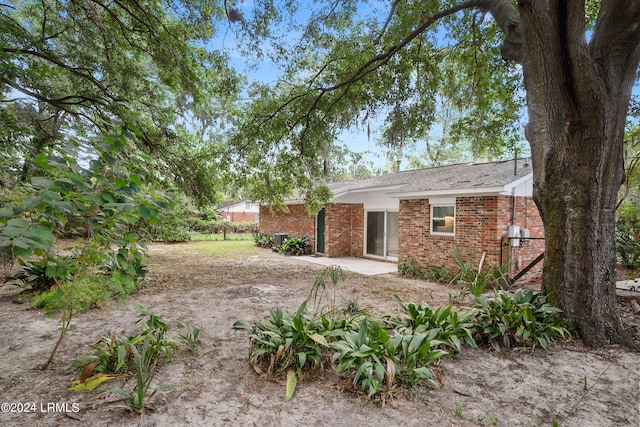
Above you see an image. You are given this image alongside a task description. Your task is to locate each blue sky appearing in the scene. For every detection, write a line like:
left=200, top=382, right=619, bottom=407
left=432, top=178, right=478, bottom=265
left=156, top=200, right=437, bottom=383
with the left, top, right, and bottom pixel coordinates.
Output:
left=211, top=2, right=638, bottom=171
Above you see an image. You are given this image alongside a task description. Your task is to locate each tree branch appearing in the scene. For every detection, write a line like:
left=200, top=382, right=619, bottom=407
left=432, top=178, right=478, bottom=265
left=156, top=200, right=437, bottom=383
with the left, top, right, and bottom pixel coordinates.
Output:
left=2, top=47, right=122, bottom=103
left=590, top=0, right=640, bottom=94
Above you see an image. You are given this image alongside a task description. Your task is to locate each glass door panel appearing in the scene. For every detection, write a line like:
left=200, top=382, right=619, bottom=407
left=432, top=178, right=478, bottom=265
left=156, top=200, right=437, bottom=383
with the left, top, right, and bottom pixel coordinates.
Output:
left=386, top=211, right=399, bottom=258
left=366, top=211, right=385, bottom=256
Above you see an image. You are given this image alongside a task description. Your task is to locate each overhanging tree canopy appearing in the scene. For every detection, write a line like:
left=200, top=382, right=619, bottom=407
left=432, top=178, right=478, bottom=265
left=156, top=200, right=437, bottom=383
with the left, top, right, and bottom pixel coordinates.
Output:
left=229, top=0, right=640, bottom=347
left=1, top=0, right=241, bottom=205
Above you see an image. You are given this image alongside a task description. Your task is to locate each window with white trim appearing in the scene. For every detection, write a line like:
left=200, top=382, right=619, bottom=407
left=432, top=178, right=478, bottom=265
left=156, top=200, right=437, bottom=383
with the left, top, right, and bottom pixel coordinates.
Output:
left=431, top=205, right=455, bottom=235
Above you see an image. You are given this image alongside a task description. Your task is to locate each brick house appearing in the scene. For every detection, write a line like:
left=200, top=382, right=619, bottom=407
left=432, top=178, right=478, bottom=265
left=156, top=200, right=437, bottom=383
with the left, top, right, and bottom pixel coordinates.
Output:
left=259, top=158, right=544, bottom=282
left=215, top=200, right=260, bottom=223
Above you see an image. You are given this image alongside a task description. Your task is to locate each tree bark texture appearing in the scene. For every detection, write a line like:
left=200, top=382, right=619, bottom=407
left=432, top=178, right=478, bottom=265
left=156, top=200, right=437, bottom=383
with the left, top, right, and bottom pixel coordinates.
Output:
left=509, top=0, right=640, bottom=346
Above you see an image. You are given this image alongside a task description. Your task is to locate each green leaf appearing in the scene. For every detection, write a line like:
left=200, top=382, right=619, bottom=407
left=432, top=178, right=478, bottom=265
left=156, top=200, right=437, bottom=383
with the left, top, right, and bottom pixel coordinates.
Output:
left=34, top=155, right=54, bottom=170
left=114, top=177, right=128, bottom=189
left=138, top=204, right=152, bottom=220
left=47, top=156, right=68, bottom=167
left=69, top=373, right=117, bottom=391
left=3, top=218, right=29, bottom=236
left=285, top=370, right=297, bottom=401
left=129, top=173, right=142, bottom=186
left=297, top=352, right=307, bottom=369
left=423, top=349, right=450, bottom=365
left=412, top=367, right=433, bottom=381
left=23, top=196, right=43, bottom=211
left=308, top=333, right=328, bottom=347
left=31, top=177, right=54, bottom=188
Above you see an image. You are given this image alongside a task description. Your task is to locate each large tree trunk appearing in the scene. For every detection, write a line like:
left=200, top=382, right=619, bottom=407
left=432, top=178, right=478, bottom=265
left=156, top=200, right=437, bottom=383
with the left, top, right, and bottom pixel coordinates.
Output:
left=513, top=1, right=640, bottom=346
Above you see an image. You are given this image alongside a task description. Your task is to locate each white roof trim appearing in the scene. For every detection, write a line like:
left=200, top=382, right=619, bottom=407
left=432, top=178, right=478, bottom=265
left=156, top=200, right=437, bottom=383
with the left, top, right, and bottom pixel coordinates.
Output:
left=332, top=184, right=403, bottom=199
left=502, top=172, right=534, bottom=192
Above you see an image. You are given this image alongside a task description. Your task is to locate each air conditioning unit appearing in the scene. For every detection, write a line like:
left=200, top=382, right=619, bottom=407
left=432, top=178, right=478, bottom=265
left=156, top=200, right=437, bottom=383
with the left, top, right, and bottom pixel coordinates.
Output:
left=273, top=233, right=290, bottom=247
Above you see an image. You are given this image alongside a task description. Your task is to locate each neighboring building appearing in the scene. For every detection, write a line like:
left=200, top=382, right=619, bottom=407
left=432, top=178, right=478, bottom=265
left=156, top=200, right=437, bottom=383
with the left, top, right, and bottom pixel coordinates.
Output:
left=216, top=200, right=260, bottom=223
left=259, top=158, right=544, bottom=283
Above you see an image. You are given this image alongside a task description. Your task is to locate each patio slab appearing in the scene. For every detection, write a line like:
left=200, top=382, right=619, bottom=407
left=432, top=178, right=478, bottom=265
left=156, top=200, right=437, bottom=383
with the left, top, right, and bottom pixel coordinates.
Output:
left=295, top=255, right=397, bottom=276
left=617, top=278, right=640, bottom=290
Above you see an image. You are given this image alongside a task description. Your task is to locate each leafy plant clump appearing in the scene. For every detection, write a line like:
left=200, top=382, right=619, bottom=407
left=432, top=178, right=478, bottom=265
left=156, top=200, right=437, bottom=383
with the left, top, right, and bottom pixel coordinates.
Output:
left=253, top=233, right=274, bottom=248
left=232, top=301, right=331, bottom=390
left=450, top=249, right=509, bottom=297
left=0, top=125, right=173, bottom=368
left=32, top=272, right=142, bottom=313
left=278, top=236, right=311, bottom=256
left=71, top=305, right=201, bottom=413
left=235, top=267, right=471, bottom=401
left=470, top=289, right=570, bottom=351
left=397, top=257, right=454, bottom=284
left=383, top=295, right=477, bottom=354
left=235, top=274, right=571, bottom=402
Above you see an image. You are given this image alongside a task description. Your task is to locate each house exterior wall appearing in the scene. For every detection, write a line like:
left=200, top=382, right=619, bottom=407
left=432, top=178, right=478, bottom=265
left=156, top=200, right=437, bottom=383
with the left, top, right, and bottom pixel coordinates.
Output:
left=258, top=203, right=365, bottom=257
left=224, top=211, right=259, bottom=222
left=220, top=201, right=260, bottom=223
left=258, top=204, right=316, bottom=249
left=325, top=203, right=364, bottom=257
left=398, top=196, right=544, bottom=284
left=497, top=196, right=545, bottom=284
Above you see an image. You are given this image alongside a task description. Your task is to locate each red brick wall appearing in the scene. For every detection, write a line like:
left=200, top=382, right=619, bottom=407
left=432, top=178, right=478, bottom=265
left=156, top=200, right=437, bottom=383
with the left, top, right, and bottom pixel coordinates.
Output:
left=497, top=197, right=545, bottom=284
left=223, top=211, right=258, bottom=222
left=325, top=203, right=364, bottom=257
left=258, top=204, right=316, bottom=248
left=398, top=196, right=544, bottom=284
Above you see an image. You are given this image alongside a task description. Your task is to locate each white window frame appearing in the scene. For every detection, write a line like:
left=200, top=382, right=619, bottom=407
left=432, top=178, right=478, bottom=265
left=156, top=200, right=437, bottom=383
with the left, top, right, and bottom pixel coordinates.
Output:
left=430, top=204, right=455, bottom=236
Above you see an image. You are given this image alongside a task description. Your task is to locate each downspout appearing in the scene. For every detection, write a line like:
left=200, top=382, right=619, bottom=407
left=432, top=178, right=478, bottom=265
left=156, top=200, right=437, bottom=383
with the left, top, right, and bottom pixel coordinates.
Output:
left=512, top=155, right=517, bottom=224
left=512, top=187, right=516, bottom=225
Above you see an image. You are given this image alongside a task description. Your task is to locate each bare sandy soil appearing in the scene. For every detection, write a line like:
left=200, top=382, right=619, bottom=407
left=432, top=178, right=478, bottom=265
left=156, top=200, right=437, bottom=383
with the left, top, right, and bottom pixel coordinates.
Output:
left=0, top=241, right=638, bottom=427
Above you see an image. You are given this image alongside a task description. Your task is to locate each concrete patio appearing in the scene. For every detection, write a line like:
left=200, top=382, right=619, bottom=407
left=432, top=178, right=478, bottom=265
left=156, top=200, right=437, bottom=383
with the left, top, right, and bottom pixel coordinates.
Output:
left=295, top=255, right=397, bottom=276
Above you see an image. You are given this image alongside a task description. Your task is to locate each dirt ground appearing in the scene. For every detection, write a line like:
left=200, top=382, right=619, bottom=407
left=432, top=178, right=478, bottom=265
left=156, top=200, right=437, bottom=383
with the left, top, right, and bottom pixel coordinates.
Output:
left=0, top=241, right=638, bottom=427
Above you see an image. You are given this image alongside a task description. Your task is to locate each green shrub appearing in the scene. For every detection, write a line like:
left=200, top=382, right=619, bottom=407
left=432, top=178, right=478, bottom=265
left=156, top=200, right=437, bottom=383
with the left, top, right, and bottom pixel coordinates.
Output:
left=330, top=320, right=394, bottom=397
left=470, top=289, right=570, bottom=350
left=398, top=257, right=423, bottom=278
left=397, top=257, right=453, bottom=284
left=71, top=305, right=197, bottom=412
left=143, top=215, right=191, bottom=242
left=232, top=301, right=327, bottom=378
left=278, top=236, right=310, bottom=256
left=253, top=233, right=274, bottom=248
left=450, top=249, right=509, bottom=296
left=424, top=265, right=455, bottom=283
left=383, top=295, right=477, bottom=353
left=6, top=256, right=76, bottom=292
left=32, top=271, right=142, bottom=312
left=233, top=300, right=330, bottom=401
left=617, top=234, right=640, bottom=267
left=330, top=318, right=451, bottom=396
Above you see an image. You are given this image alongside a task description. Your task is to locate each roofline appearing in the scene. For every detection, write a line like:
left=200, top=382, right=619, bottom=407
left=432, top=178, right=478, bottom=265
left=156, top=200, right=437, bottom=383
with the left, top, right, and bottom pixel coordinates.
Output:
left=391, top=172, right=534, bottom=199
left=502, top=172, right=533, bottom=192
left=394, top=187, right=506, bottom=199
left=332, top=184, right=403, bottom=199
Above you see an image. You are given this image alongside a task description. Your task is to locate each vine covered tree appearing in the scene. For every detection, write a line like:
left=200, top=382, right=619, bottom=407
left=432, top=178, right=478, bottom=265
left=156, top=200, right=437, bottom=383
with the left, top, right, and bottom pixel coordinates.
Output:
left=230, top=0, right=640, bottom=347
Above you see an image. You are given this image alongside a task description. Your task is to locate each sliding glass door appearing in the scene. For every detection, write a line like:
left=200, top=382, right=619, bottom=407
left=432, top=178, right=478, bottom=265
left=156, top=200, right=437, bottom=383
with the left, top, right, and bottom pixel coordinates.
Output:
left=366, top=211, right=398, bottom=260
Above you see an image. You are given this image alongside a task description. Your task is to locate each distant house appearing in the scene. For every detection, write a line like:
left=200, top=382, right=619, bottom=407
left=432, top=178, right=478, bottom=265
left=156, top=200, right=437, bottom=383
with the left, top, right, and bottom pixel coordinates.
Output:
left=259, top=158, right=544, bottom=283
left=216, top=200, right=260, bottom=223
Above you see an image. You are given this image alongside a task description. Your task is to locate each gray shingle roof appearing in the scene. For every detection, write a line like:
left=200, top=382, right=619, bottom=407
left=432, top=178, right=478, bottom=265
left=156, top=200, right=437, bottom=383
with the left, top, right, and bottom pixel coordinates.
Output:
left=328, top=158, right=532, bottom=197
